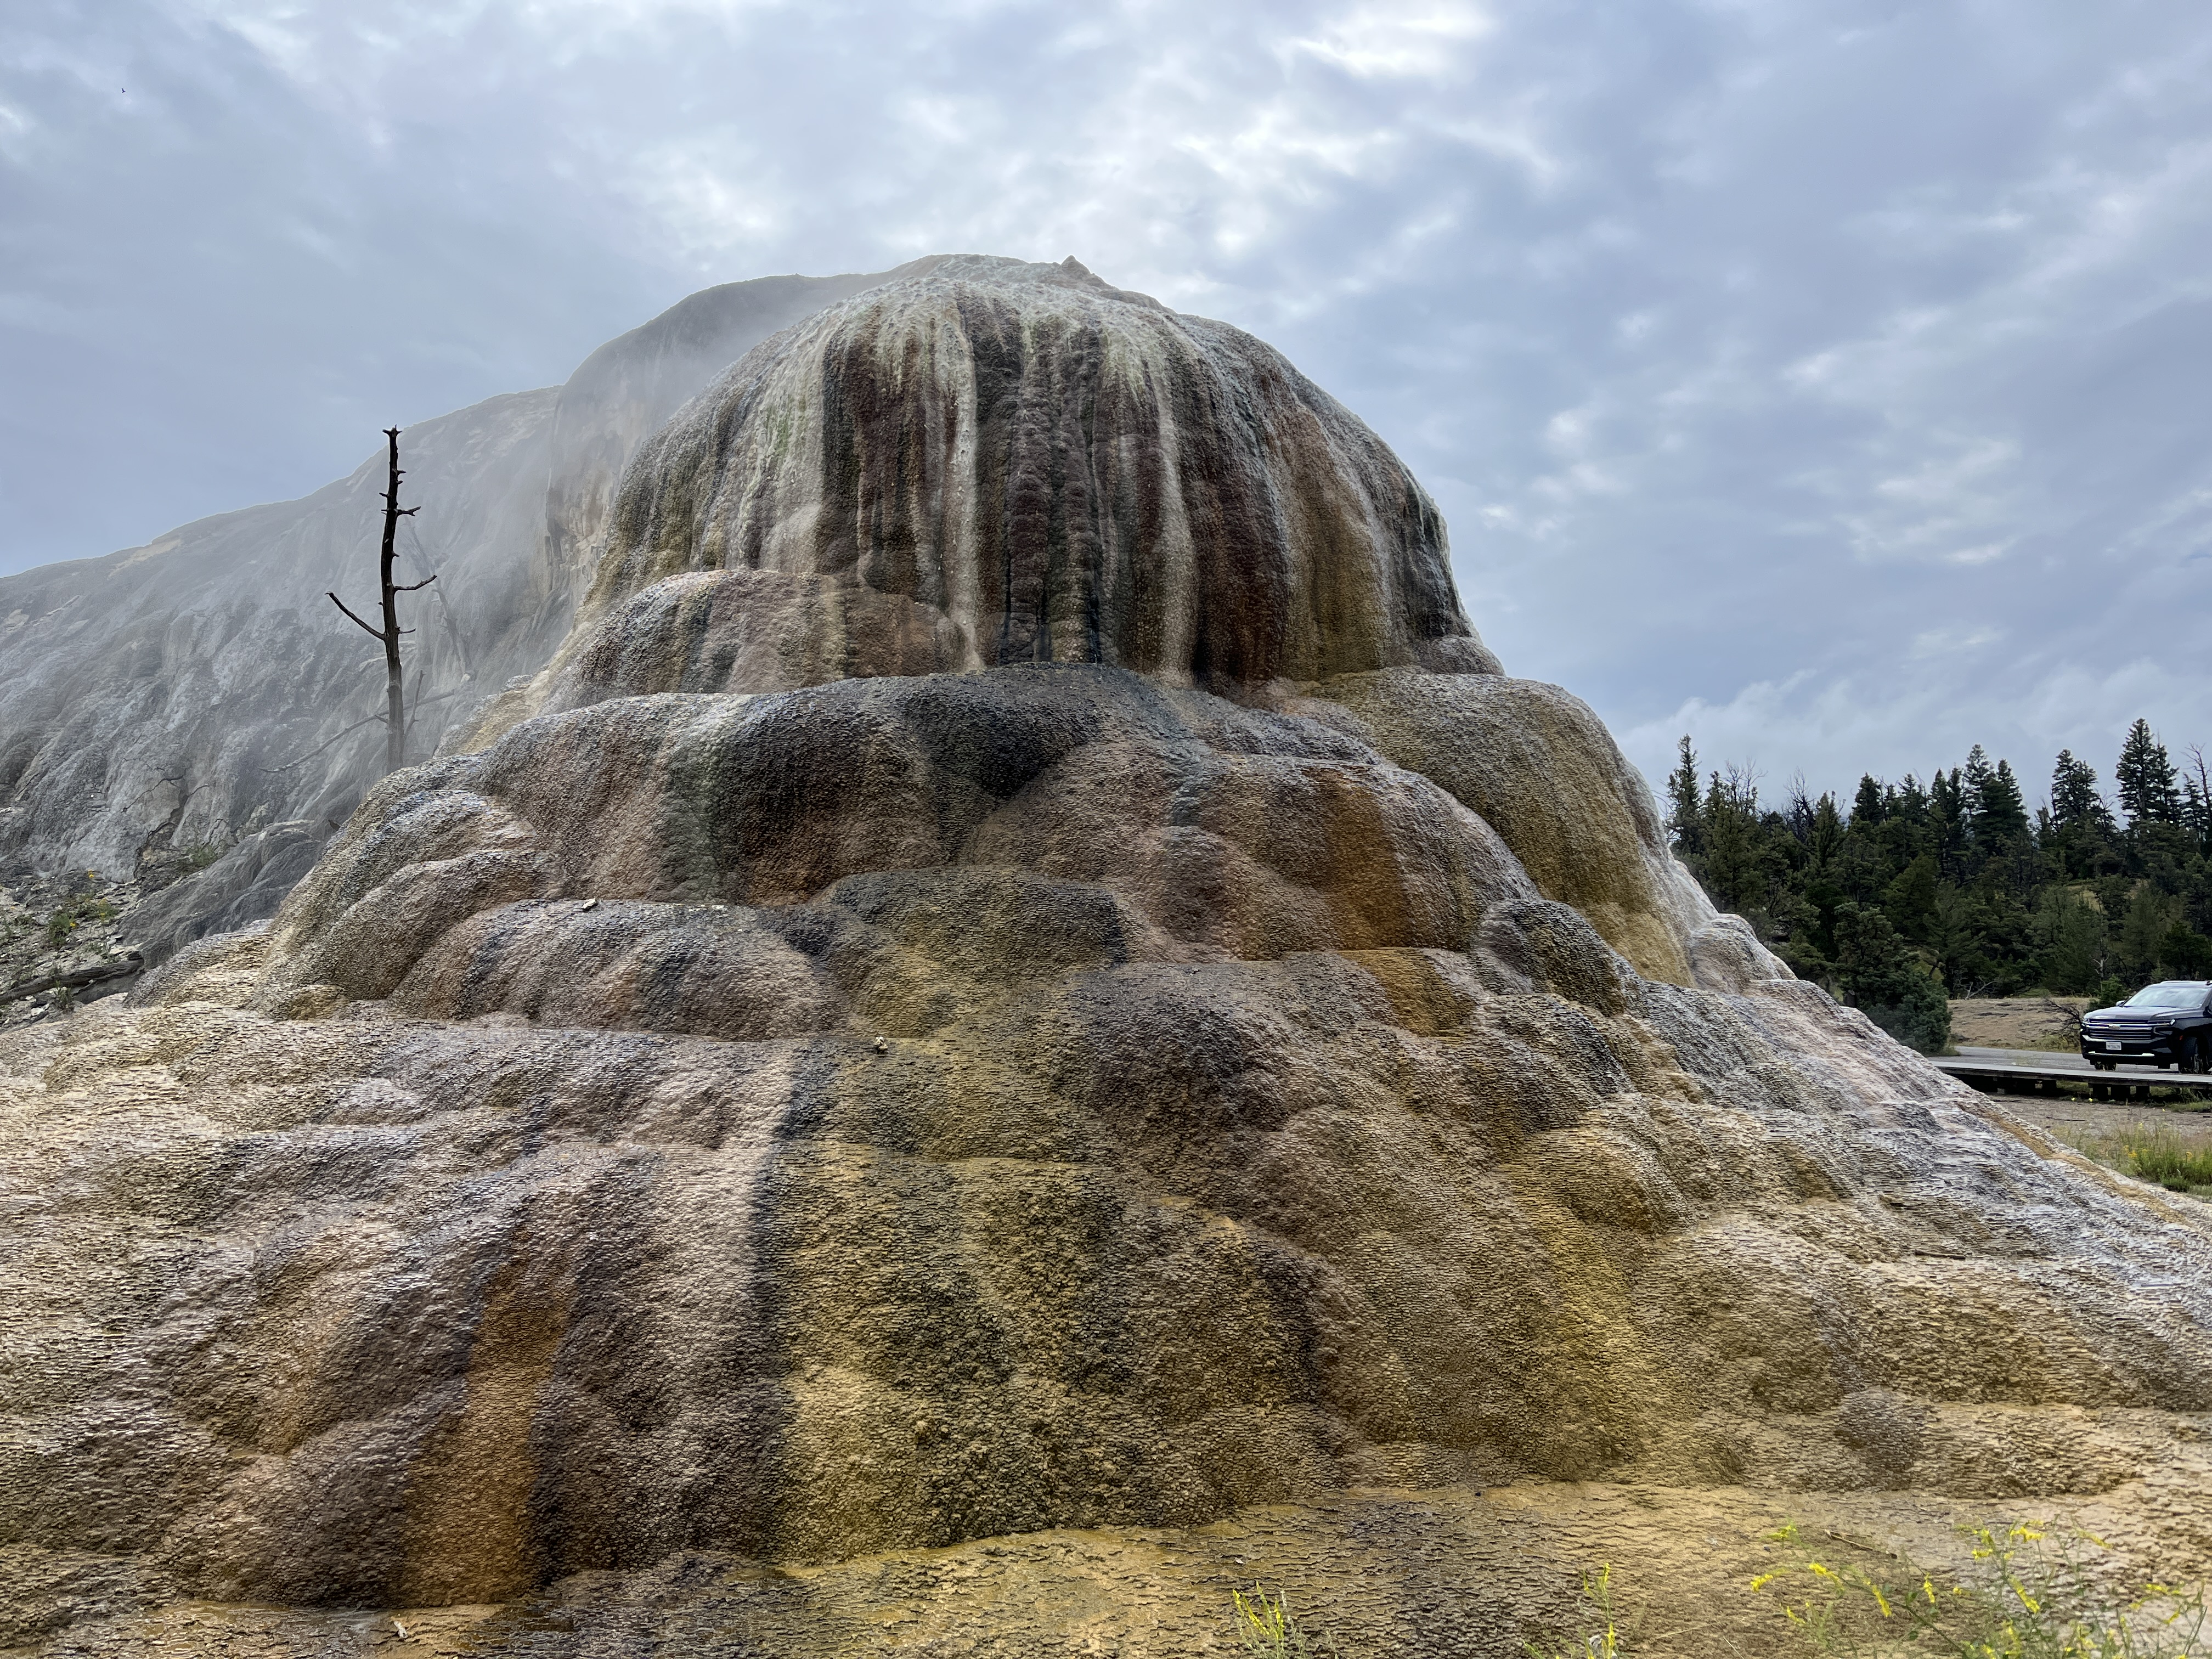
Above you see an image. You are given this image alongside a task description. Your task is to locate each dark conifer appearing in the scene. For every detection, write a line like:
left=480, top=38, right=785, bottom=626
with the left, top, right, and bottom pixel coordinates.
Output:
left=1810, top=793, right=1842, bottom=871
left=1657, top=726, right=2203, bottom=1005
left=1884, top=854, right=1941, bottom=943
left=1892, top=774, right=1928, bottom=824
left=1961, top=745, right=1994, bottom=837
left=2115, top=719, right=2180, bottom=827
left=2050, top=751, right=2108, bottom=829
left=1975, top=758, right=2029, bottom=845
left=1852, top=775, right=1885, bottom=826
left=1666, top=736, right=1702, bottom=857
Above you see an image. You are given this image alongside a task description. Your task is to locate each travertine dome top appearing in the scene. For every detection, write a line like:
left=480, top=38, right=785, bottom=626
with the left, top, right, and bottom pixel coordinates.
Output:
left=545, top=255, right=1498, bottom=708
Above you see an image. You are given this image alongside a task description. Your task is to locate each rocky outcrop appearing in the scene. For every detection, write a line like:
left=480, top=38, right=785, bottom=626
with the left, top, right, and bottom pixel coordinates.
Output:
left=4, top=258, right=2209, bottom=1656
left=119, top=822, right=325, bottom=969
left=1297, top=671, right=1736, bottom=986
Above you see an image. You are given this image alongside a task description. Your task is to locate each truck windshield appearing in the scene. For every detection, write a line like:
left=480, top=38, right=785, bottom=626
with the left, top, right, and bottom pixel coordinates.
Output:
left=2124, top=985, right=2204, bottom=1009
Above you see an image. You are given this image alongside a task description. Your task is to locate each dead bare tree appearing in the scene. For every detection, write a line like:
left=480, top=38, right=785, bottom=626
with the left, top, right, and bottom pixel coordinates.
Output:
left=327, top=428, right=434, bottom=774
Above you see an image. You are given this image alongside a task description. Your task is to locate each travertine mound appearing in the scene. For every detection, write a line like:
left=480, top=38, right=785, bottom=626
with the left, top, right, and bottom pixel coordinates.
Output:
left=482, top=257, right=1496, bottom=743
left=4, top=258, right=2210, bottom=1656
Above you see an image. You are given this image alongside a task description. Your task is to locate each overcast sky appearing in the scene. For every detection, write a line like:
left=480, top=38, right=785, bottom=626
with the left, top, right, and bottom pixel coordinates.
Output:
left=5, top=0, right=2210, bottom=806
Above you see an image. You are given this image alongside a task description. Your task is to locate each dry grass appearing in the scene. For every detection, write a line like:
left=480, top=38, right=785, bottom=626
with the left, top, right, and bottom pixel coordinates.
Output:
left=1949, top=998, right=2089, bottom=1052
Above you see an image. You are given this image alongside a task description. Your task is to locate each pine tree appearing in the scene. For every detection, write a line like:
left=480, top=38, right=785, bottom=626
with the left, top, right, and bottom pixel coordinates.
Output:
left=2034, top=888, right=2107, bottom=995
left=1961, top=745, right=1994, bottom=839
left=1666, top=736, right=1702, bottom=857
left=1832, top=901, right=1950, bottom=1053
left=1929, top=768, right=1966, bottom=874
left=2182, top=744, right=2212, bottom=856
left=1892, top=774, right=1928, bottom=825
left=1974, top=757, right=2029, bottom=846
left=2115, top=719, right=2180, bottom=827
left=1884, top=854, right=1941, bottom=943
left=2050, top=751, right=2109, bottom=830
left=1810, top=793, right=1842, bottom=871
left=1701, top=766, right=1764, bottom=916
left=1852, top=775, right=1885, bottom=827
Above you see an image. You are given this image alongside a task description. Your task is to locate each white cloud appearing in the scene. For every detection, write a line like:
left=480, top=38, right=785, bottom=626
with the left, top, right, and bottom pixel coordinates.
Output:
left=1289, top=2, right=1493, bottom=81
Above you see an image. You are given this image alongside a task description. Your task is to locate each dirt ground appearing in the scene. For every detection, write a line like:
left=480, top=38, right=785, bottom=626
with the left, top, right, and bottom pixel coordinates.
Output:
left=1949, top=996, right=2090, bottom=1051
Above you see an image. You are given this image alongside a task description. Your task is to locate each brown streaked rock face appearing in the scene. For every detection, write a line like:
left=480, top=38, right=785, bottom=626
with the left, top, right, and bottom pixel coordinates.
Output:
left=6, top=257, right=2212, bottom=1654
left=483, top=256, right=1497, bottom=738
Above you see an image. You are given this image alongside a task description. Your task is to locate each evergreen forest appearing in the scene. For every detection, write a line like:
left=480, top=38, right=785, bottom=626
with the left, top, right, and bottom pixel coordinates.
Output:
left=1666, top=719, right=2212, bottom=1054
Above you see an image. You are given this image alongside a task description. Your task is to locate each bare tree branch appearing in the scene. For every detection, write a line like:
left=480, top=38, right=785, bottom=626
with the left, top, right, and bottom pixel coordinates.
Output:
left=367, top=428, right=418, bottom=771
left=326, top=592, right=383, bottom=639
left=261, top=714, right=388, bottom=774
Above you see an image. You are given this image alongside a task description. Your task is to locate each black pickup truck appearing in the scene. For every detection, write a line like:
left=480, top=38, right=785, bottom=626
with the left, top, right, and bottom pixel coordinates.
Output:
left=2080, top=980, right=2212, bottom=1073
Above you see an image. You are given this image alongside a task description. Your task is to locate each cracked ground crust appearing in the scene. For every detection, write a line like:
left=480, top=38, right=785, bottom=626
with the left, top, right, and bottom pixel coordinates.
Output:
left=21, top=1469, right=2212, bottom=1659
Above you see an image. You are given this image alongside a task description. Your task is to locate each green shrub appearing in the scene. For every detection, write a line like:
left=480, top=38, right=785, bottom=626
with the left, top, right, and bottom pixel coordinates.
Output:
left=1834, top=902, right=1952, bottom=1054
left=178, top=842, right=228, bottom=873
left=1753, top=1519, right=2206, bottom=1657
left=41, top=893, right=117, bottom=950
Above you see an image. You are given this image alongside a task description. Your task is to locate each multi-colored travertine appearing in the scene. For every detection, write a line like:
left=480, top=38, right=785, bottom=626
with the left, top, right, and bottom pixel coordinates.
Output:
left=3, top=258, right=2208, bottom=1658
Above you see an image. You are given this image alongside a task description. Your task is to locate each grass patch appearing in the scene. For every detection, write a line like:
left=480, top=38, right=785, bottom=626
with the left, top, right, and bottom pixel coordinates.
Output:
left=1524, top=1562, right=1630, bottom=1657
left=1229, top=1586, right=1341, bottom=1657
left=2115, top=1128, right=2212, bottom=1192
left=1754, top=1519, right=2206, bottom=1656
left=2074, top=1126, right=2212, bottom=1194
left=43, top=894, right=116, bottom=949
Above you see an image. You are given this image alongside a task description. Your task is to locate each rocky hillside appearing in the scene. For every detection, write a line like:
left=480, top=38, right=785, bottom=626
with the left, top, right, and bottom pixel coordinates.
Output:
left=4, top=258, right=2209, bottom=1657
left=0, top=260, right=934, bottom=889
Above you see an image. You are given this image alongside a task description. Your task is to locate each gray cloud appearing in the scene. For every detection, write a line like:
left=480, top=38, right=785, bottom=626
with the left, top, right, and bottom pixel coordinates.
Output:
left=5, top=0, right=2210, bottom=804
